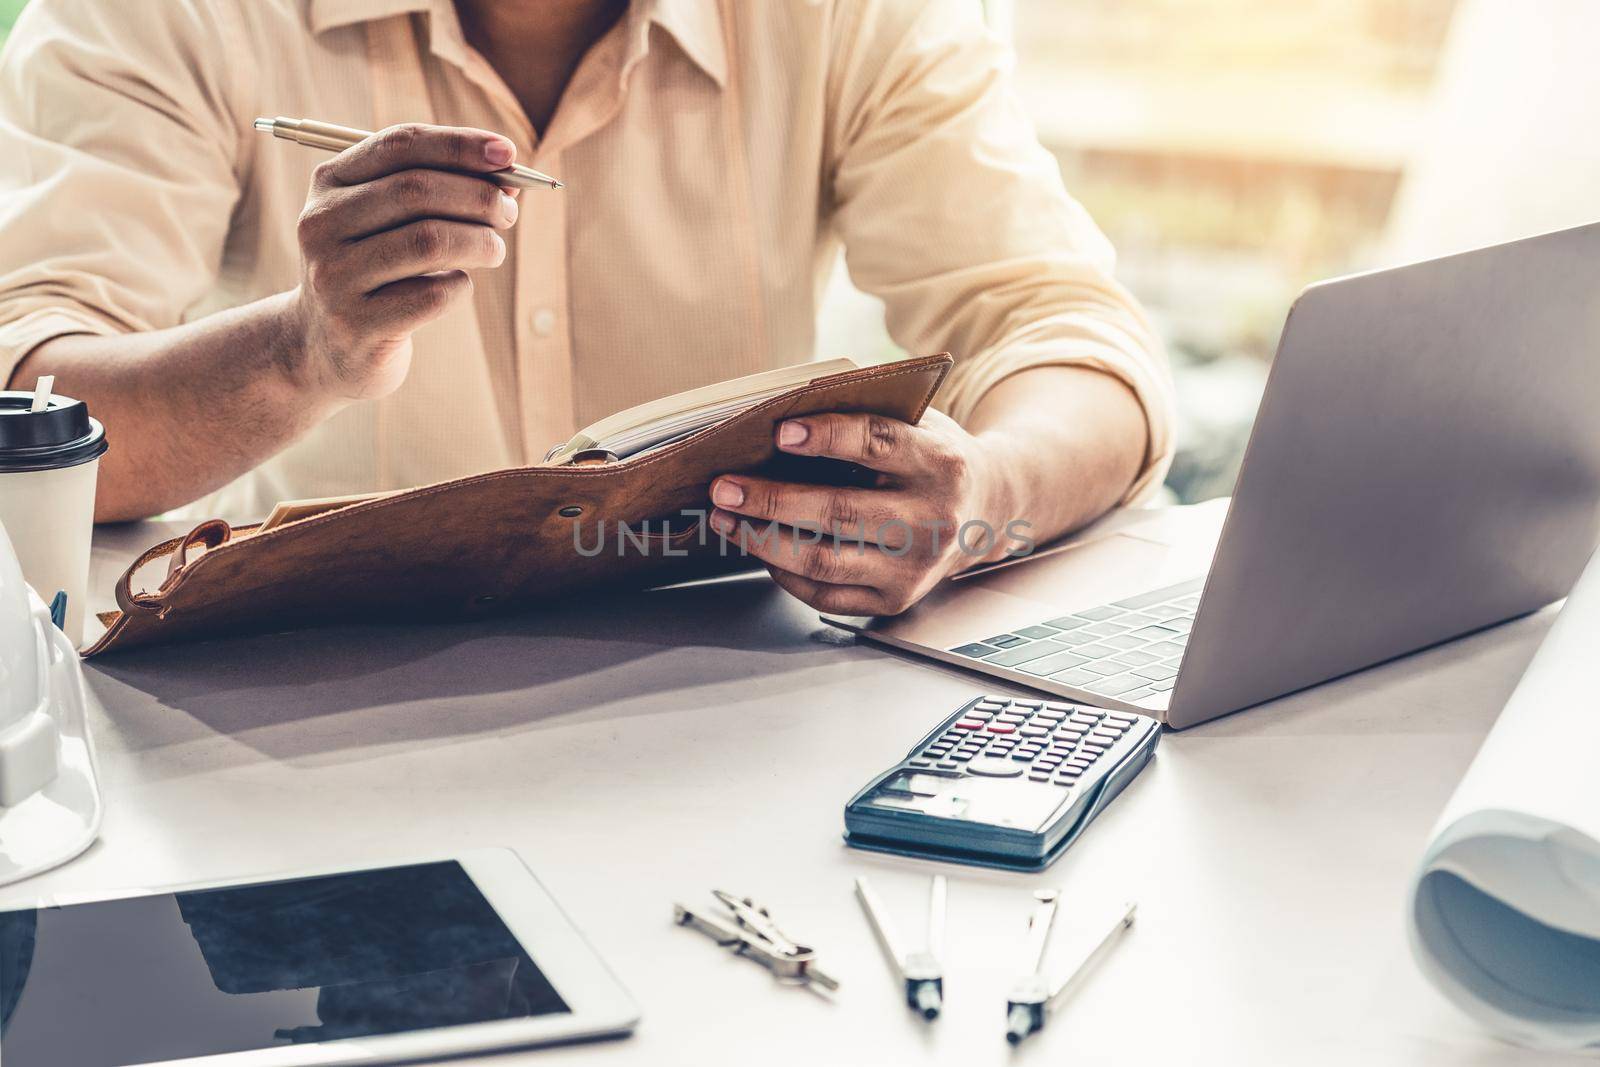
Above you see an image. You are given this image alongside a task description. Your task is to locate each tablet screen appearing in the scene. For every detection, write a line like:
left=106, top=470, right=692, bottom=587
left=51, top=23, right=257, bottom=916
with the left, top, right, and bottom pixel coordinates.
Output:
left=0, top=860, right=570, bottom=1066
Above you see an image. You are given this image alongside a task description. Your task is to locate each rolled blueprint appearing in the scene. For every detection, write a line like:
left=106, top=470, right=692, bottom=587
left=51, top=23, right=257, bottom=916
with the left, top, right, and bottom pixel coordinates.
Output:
left=1408, top=548, right=1600, bottom=1051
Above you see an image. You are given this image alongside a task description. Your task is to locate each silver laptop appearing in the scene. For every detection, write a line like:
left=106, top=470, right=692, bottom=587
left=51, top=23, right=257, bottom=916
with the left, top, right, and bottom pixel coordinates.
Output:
left=827, top=222, right=1600, bottom=729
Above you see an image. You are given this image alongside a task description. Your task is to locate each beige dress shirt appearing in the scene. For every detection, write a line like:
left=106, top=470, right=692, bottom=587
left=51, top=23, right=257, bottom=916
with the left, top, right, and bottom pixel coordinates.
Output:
left=0, top=0, right=1173, bottom=521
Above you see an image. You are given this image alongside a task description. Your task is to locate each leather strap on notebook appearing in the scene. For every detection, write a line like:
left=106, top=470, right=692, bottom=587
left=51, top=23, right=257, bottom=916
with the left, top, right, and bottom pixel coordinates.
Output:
left=113, top=519, right=233, bottom=619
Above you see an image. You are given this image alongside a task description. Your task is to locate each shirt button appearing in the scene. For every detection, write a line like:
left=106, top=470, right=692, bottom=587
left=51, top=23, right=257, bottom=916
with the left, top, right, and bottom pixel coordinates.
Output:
left=532, top=308, right=557, bottom=337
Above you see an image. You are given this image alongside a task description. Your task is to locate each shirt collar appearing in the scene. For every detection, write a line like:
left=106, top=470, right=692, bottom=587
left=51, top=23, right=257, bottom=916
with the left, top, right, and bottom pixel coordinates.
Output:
left=308, top=0, right=727, bottom=88
left=649, top=0, right=727, bottom=87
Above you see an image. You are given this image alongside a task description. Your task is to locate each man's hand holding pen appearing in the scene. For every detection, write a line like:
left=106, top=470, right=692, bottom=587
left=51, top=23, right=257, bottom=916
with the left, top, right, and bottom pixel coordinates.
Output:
left=285, top=123, right=522, bottom=403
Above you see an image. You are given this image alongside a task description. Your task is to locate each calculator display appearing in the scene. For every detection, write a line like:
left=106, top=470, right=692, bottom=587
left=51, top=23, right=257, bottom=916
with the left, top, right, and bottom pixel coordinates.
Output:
left=862, top=773, right=1073, bottom=832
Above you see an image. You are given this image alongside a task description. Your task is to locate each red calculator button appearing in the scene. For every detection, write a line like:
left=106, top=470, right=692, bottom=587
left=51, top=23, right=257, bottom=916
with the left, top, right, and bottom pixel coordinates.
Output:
left=953, top=719, right=983, bottom=730
left=986, top=723, right=1016, bottom=734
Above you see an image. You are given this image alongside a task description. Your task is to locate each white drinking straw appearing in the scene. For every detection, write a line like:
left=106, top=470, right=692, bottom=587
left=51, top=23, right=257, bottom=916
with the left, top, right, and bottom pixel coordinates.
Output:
left=29, top=375, right=54, bottom=413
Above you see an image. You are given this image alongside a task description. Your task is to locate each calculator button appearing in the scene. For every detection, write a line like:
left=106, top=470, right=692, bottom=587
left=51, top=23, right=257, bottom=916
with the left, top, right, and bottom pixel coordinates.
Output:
left=1012, top=699, right=1043, bottom=709
left=936, top=761, right=960, bottom=770
left=1088, top=729, right=1121, bottom=744
left=1019, top=725, right=1050, bottom=737
left=1079, top=744, right=1109, bottom=757
left=998, top=712, right=1028, bottom=724
left=1028, top=772, right=1053, bottom=783
left=1034, top=708, right=1066, bottom=721
left=976, top=701, right=1009, bottom=712
left=908, top=759, right=933, bottom=768
left=949, top=751, right=975, bottom=761
left=966, top=709, right=995, bottom=720
left=1068, top=712, right=1101, bottom=725
left=1010, top=750, right=1034, bottom=761
left=965, top=757, right=1026, bottom=777
left=1105, top=712, right=1140, bottom=726
left=953, top=719, right=984, bottom=730
left=985, top=723, right=1016, bottom=734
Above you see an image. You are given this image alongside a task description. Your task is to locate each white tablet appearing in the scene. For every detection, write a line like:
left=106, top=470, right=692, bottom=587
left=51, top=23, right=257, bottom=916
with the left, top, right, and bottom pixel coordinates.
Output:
left=0, top=849, right=638, bottom=1066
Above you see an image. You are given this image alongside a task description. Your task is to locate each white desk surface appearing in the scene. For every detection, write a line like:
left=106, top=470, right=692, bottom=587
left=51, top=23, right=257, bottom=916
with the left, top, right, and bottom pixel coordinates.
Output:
left=15, top=514, right=1580, bottom=1066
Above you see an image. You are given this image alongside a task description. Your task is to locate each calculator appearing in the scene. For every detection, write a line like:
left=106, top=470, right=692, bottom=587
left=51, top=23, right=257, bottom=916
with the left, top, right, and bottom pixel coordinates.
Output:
left=843, top=696, right=1159, bottom=870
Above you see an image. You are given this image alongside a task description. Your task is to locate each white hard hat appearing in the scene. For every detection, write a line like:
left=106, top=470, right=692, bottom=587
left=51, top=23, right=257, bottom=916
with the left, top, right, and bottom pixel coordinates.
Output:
left=0, top=520, right=102, bottom=886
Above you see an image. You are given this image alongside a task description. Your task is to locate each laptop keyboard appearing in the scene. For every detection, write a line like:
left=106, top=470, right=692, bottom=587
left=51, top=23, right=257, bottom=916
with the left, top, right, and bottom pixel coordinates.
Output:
left=946, top=578, right=1203, bottom=704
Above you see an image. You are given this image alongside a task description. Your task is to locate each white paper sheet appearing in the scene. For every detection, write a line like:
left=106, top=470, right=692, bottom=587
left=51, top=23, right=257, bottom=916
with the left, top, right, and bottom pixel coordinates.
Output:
left=1408, top=548, right=1600, bottom=1051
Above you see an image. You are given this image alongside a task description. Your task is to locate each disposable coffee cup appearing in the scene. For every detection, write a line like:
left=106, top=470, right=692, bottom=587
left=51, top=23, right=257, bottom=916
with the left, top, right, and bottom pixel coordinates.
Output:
left=0, top=384, right=108, bottom=647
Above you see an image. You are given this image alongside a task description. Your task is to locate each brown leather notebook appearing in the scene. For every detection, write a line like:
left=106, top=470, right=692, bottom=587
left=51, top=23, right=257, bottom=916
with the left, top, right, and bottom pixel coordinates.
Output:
left=84, top=353, right=953, bottom=657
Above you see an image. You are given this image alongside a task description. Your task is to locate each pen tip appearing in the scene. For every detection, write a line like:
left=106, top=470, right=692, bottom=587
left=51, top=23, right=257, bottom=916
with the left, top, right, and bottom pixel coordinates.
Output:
left=552, top=180, right=565, bottom=189
left=252, top=118, right=274, bottom=132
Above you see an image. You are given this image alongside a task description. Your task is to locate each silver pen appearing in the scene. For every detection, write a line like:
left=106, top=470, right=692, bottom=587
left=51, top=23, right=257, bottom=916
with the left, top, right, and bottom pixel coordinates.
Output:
left=253, top=116, right=564, bottom=190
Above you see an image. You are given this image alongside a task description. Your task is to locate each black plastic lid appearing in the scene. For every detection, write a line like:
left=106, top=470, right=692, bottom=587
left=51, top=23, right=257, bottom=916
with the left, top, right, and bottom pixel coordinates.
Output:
left=0, top=390, right=108, bottom=472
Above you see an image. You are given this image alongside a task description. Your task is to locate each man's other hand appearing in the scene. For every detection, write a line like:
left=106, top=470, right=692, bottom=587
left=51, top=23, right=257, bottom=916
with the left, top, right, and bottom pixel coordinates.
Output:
left=288, top=123, right=520, bottom=401
left=708, top=409, right=1028, bottom=616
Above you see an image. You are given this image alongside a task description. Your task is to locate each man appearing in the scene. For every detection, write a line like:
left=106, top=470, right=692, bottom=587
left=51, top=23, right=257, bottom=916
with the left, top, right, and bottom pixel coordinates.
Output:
left=0, top=0, right=1172, bottom=616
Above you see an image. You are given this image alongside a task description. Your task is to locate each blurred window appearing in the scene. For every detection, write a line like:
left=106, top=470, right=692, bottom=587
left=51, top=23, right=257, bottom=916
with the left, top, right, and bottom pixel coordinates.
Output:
left=823, top=0, right=1461, bottom=503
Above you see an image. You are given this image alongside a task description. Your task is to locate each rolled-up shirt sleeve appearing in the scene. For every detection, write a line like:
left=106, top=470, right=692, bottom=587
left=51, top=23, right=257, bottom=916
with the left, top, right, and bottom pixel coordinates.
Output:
left=826, top=0, right=1175, bottom=502
left=0, top=0, right=243, bottom=386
